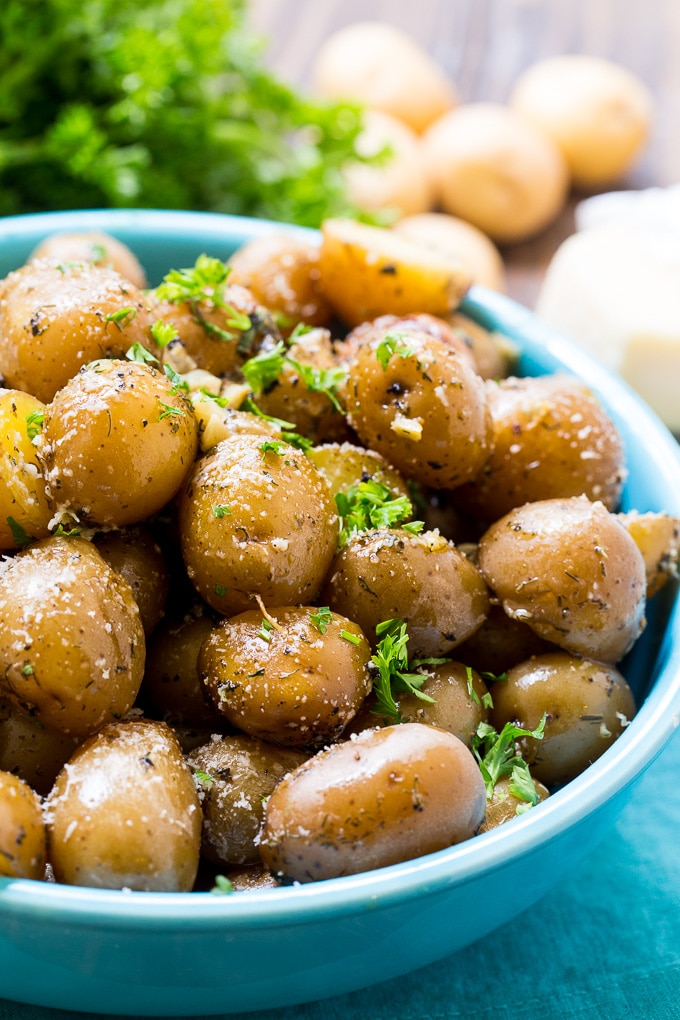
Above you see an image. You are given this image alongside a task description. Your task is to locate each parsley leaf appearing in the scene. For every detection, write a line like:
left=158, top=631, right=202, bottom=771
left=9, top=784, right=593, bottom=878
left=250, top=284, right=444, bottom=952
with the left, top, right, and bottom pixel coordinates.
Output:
left=471, top=717, right=546, bottom=805
left=309, top=607, right=333, bottom=634
left=370, top=619, right=435, bottom=723
left=335, top=478, right=415, bottom=547
left=375, top=332, right=417, bottom=371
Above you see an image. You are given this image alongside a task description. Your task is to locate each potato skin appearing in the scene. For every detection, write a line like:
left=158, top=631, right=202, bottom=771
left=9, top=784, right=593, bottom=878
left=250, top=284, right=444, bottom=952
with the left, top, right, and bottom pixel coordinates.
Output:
left=30, top=231, right=148, bottom=289
left=187, top=734, right=307, bottom=866
left=0, top=536, right=145, bottom=736
left=0, top=388, right=52, bottom=550
left=40, top=359, right=199, bottom=528
left=345, top=329, right=492, bottom=489
left=454, top=374, right=626, bottom=520
left=200, top=607, right=372, bottom=748
left=0, top=769, right=47, bottom=879
left=490, top=652, right=636, bottom=786
left=45, top=719, right=202, bottom=891
left=177, top=434, right=338, bottom=615
left=322, top=527, right=490, bottom=658
left=477, top=496, right=646, bottom=663
left=259, top=723, right=486, bottom=882
left=0, top=259, right=154, bottom=402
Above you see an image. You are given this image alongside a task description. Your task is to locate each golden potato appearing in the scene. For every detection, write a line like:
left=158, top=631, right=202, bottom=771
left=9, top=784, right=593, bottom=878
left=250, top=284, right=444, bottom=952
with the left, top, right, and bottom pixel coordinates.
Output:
left=177, top=433, right=338, bottom=615
left=30, top=231, right=148, bottom=288
left=478, top=774, right=549, bottom=832
left=344, top=328, right=492, bottom=489
left=510, top=55, right=653, bottom=189
left=321, top=527, right=490, bottom=658
left=259, top=723, right=486, bottom=881
left=199, top=606, right=372, bottom=748
left=453, top=373, right=626, bottom=520
left=0, top=388, right=51, bottom=550
left=93, top=525, right=170, bottom=636
left=343, top=110, right=434, bottom=217
left=0, top=698, right=80, bottom=796
left=306, top=442, right=410, bottom=501
left=227, top=234, right=332, bottom=335
left=0, top=770, right=46, bottom=879
left=45, top=719, right=202, bottom=891
left=423, top=103, right=569, bottom=244
left=0, top=259, right=154, bottom=402
left=40, top=359, right=199, bottom=528
left=186, top=734, right=307, bottom=866
left=318, top=218, right=471, bottom=327
left=394, top=212, right=506, bottom=292
left=490, top=652, right=636, bottom=786
left=0, top=536, right=145, bottom=736
left=477, top=496, right=647, bottom=663
left=311, top=21, right=457, bottom=133
left=618, top=510, right=680, bottom=598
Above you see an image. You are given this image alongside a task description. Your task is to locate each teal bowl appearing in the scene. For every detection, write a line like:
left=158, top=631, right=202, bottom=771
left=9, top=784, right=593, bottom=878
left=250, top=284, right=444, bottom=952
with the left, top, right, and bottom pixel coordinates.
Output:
left=1, top=209, right=680, bottom=1017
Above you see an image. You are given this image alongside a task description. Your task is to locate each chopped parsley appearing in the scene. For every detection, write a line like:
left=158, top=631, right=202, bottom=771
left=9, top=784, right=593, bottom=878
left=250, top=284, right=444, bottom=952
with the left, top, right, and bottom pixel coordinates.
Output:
left=212, top=504, right=232, bottom=518
left=157, top=400, right=185, bottom=421
left=258, top=439, right=287, bottom=459
left=211, top=874, right=234, bottom=895
left=241, top=345, right=347, bottom=412
left=150, top=320, right=179, bottom=349
left=126, top=342, right=158, bottom=364
left=214, top=583, right=228, bottom=598
left=335, top=478, right=419, bottom=547
left=104, top=306, right=137, bottom=330
left=156, top=256, right=251, bottom=340
left=7, top=517, right=31, bottom=548
left=340, top=629, right=361, bottom=645
left=369, top=619, right=435, bottom=723
left=258, top=619, right=275, bottom=643
left=375, top=332, right=417, bottom=371
left=471, top=717, right=546, bottom=810
left=309, top=606, right=333, bottom=634
left=25, top=409, right=44, bottom=441
left=465, top=665, right=494, bottom=711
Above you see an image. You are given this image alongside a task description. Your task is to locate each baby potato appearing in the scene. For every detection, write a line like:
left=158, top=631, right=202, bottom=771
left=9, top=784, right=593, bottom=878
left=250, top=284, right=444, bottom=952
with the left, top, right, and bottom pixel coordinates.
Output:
left=30, top=231, right=148, bottom=289
left=306, top=442, right=410, bottom=501
left=446, top=312, right=516, bottom=380
left=252, top=328, right=351, bottom=444
left=490, top=652, right=636, bottom=787
left=40, top=359, right=199, bottom=528
left=259, top=723, right=486, bottom=882
left=0, top=770, right=46, bottom=879
left=0, top=388, right=52, bottom=550
left=151, top=282, right=279, bottom=378
left=423, top=103, right=569, bottom=244
left=311, top=21, right=457, bottom=133
left=186, top=734, right=307, bottom=866
left=177, top=433, right=338, bottom=615
left=0, top=259, right=154, bottom=402
left=0, top=698, right=80, bottom=796
left=321, top=527, right=490, bottom=658
left=456, top=604, right=553, bottom=677
left=345, top=328, right=492, bottom=489
left=510, top=55, right=653, bottom=189
left=142, top=612, right=225, bottom=729
left=343, top=110, right=434, bottom=218
left=453, top=374, right=626, bottom=521
left=199, top=606, right=372, bottom=748
left=337, top=311, right=477, bottom=368
left=477, top=496, right=647, bottom=663
left=0, top=536, right=145, bottom=736
left=227, top=233, right=332, bottom=335
left=93, top=525, right=170, bottom=636
left=318, top=218, right=471, bottom=328
left=394, top=212, right=506, bottom=292
left=191, top=402, right=282, bottom=454
left=45, top=719, right=202, bottom=891
left=618, top=510, right=680, bottom=598
left=478, top=774, right=549, bottom=832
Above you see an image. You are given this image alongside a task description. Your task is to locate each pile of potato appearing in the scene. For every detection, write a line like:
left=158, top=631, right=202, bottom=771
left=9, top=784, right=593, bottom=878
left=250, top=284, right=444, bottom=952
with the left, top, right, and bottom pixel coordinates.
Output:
left=0, top=224, right=676, bottom=892
left=310, top=21, right=653, bottom=276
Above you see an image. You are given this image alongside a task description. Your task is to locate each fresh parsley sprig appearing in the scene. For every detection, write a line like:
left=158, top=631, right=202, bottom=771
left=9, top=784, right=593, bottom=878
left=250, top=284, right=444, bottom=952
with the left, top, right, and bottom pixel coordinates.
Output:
left=241, top=343, right=348, bottom=412
left=370, top=619, right=436, bottom=723
left=335, top=478, right=422, bottom=547
left=471, top=717, right=546, bottom=811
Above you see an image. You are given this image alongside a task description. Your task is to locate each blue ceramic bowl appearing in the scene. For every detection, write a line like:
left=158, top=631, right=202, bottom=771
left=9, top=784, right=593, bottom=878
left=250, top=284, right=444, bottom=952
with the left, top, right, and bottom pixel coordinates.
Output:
left=1, top=210, right=680, bottom=1017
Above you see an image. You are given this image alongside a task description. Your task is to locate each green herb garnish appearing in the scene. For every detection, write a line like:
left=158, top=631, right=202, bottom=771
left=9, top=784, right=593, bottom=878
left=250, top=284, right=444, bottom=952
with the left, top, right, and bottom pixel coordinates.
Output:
left=7, top=517, right=30, bottom=548
left=471, top=717, right=546, bottom=809
left=212, top=505, right=232, bottom=518
left=211, top=874, right=234, bottom=896
left=369, top=619, right=436, bottom=723
left=26, top=409, right=44, bottom=441
left=104, top=307, right=137, bottom=330
left=335, top=478, right=415, bottom=547
left=150, top=320, right=179, bottom=349
left=126, top=342, right=157, bottom=364
left=309, top=607, right=333, bottom=634
left=375, top=332, right=417, bottom=371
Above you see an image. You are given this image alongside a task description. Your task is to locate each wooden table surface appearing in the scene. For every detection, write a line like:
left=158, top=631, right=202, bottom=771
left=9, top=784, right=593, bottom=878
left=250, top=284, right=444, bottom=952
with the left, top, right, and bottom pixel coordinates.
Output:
left=248, top=0, right=680, bottom=309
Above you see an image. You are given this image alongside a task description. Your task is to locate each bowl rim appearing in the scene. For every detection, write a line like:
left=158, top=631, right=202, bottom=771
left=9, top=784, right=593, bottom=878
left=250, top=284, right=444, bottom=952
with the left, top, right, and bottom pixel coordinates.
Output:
left=1, top=208, right=680, bottom=929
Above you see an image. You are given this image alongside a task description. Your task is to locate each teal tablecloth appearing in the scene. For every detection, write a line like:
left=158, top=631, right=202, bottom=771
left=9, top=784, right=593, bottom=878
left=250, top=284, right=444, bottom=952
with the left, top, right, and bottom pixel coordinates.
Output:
left=3, top=726, right=680, bottom=1020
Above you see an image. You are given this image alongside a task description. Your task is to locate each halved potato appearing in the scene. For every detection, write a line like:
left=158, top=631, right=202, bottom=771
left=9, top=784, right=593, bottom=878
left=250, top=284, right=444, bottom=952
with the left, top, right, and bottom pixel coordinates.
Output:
left=318, top=218, right=471, bottom=327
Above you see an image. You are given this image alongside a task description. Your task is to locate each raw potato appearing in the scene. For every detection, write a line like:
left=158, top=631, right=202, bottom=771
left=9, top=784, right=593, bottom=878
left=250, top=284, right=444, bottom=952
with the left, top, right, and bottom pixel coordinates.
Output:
left=199, top=606, right=372, bottom=748
left=0, top=770, right=47, bottom=879
left=318, top=218, right=471, bottom=327
left=30, top=231, right=148, bottom=289
left=343, top=110, right=434, bottom=217
left=490, top=652, right=636, bottom=786
left=477, top=496, right=647, bottom=663
left=394, top=213, right=505, bottom=292
left=0, top=536, right=145, bottom=736
left=510, top=55, right=653, bottom=188
left=311, top=21, right=457, bottom=133
left=45, top=719, right=202, bottom=891
left=0, top=388, right=52, bottom=550
left=186, top=734, right=307, bottom=866
left=259, top=723, right=486, bottom=882
left=0, top=259, right=154, bottom=402
left=40, top=359, right=199, bottom=528
left=423, top=103, right=569, bottom=244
